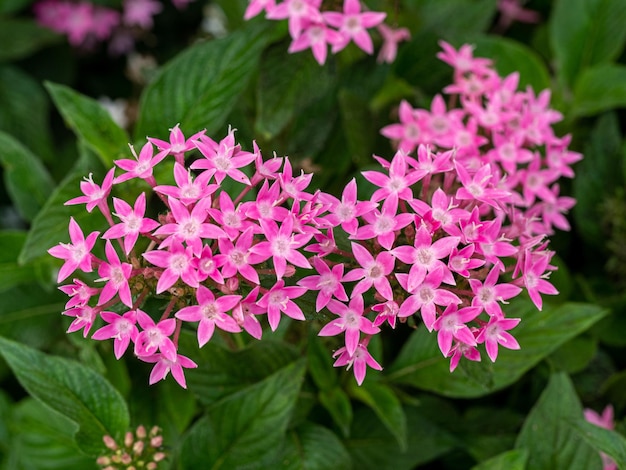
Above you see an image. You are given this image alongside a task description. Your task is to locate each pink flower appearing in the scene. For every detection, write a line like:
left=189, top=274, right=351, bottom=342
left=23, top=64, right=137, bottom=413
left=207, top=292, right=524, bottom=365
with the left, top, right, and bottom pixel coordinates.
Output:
left=154, top=162, right=217, bottom=206
left=123, top=0, right=162, bottom=28
left=92, top=310, right=139, bottom=359
left=96, top=240, right=134, bottom=307
left=362, top=151, right=423, bottom=202
left=352, top=194, right=413, bottom=250
left=447, top=337, right=481, bottom=372
left=257, top=280, right=307, bottom=331
left=176, top=286, right=241, bottom=347
left=140, top=352, right=198, bottom=388
left=148, top=124, right=205, bottom=163
left=288, top=22, right=342, bottom=65
left=267, top=0, right=323, bottom=39
left=65, top=168, right=114, bottom=213
left=321, top=178, right=376, bottom=235
left=250, top=216, right=312, bottom=280
left=63, top=305, right=98, bottom=337
left=333, top=342, right=382, bottom=385
left=475, top=315, right=521, bottom=362
left=432, top=305, right=481, bottom=356
left=323, top=0, right=386, bottom=55
left=343, top=242, right=395, bottom=300
left=319, top=295, right=380, bottom=356
left=376, top=24, right=410, bottom=64
left=103, top=192, right=160, bottom=255
left=584, top=405, right=617, bottom=470
left=114, top=142, right=167, bottom=186
left=232, top=286, right=265, bottom=340
left=297, top=257, right=348, bottom=312
left=470, top=266, right=522, bottom=317
left=215, top=227, right=264, bottom=284
left=142, top=241, right=199, bottom=293
left=521, top=250, right=558, bottom=311
left=244, top=0, right=276, bottom=20
left=59, top=279, right=99, bottom=308
left=48, top=217, right=100, bottom=282
left=372, top=300, right=400, bottom=328
left=380, top=100, right=423, bottom=153
left=134, top=310, right=177, bottom=361
left=436, top=40, right=492, bottom=75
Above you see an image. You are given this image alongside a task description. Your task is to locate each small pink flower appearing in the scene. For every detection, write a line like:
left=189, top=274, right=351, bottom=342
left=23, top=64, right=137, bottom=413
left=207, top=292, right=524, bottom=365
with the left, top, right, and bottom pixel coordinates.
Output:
left=232, top=286, right=265, bottom=340
left=323, top=0, right=386, bottom=55
left=123, top=0, right=162, bottom=28
left=140, top=352, right=198, bottom=388
left=333, top=342, right=382, bottom=385
left=257, top=280, right=307, bottom=331
left=92, top=310, right=139, bottom=359
left=134, top=310, right=177, bottom=361
left=114, top=142, right=167, bottom=186
left=63, top=305, right=98, bottom=337
left=59, top=279, right=99, bottom=308
left=103, top=192, right=160, bottom=255
left=297, top=257, right=348, bottom=312
left=288, top=22, right=342, bottom=65
left=148, top=124, right=205, bottom=163
left=432, top=305, right=481, bottom=356
left=343, top=242, right=395, bottom=300
left=143, top=241, right=199, bottom=293
left=584, top=405, right=617, bottom=470
left=475, top=315, right=521, bottom=362
left=244, top=0, right=276, bottom=20
left=65, top=168, right=114, bottom=213
left=96, top=240, right=133, bottom=307
left=154, top=162, right=217, bottom=206
left=48, top=217, right=100, bottom=282
left=376, top=24, right=410, bottom=64
left=469, top=265, right=522, bottom=316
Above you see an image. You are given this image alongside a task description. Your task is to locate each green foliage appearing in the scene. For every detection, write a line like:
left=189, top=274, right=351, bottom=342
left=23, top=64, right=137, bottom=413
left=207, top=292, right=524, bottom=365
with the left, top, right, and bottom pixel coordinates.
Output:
left=387, top=301, right=607, bottom=397
left=0, top=337, right=130, bottom=456
left=573, top=64, right=626, bottom=116
left=0, top=18, right=60, bottom=63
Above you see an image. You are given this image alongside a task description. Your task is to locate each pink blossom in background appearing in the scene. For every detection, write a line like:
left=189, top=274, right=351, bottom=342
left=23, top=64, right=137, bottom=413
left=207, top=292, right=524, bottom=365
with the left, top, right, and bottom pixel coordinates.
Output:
left=584, top=405, right=617, bottom=470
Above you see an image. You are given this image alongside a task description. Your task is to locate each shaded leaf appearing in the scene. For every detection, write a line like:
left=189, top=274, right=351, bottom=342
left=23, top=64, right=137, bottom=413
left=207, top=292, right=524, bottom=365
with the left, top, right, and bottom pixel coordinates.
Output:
left=549, top=0, right=626, bottom=88
left=0, top=132, right=55, bottom=222
left=471, top=449, right=528, bottom=470
left=515, top=373, right=601, bottom=469
left=180, top=360, right=306, bottom=469
left=0, top=18, right=60, bottom=62
left=135, top=20, right=272, bottom=141
left=276, top=422, right=352, bottom=470
left=570, top=418, right=626, bottom=469
left=319, top=387, right=352, bottom=438
left=46, top=82, right=129, bottom=167
left=0, top=231, right=40, bottom=291
left=387, top=301, right=607, bottom=398
left=573, top=64, right=626, bottom=116
left=0, top=336, right=130, bottom=456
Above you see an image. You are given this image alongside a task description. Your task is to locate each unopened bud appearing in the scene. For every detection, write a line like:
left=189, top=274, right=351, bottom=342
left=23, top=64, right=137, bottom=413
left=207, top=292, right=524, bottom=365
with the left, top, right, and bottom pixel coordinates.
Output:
left=150, top=436, right=163, bottom=447
left=124, top=431, right=134, bottom=448
left=121, top=452, right=132, bottom=465
left=136, top=425, right=147, bottom=439
left=149, top=426, right=160, bottom=437
left=111, top=454, right=122, bottom=464
left=153, top=452, right=166, bottom=462
left=133, top=440, right=144, bottom=455
left=147, top=463, right=158, bottom=470
left=96, top=456, right=110, bottom=465
left=102, top=435, right=117, bottom=450
left=284, top=264, right=296, bottom=278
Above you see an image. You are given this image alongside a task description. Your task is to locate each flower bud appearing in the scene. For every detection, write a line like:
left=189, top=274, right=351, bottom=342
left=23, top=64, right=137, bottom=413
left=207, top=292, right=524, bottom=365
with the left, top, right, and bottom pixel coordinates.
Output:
left=136, top=425, right=147, bottom=439
left=153, top=452, right=166, bottom=462
left=150, top=436, right=163, bottom=447
left=284, top=264, right=296, bottom=278
left=102, top=435, right=117, bottom=450
left=124, top=431, right=134, bottom=448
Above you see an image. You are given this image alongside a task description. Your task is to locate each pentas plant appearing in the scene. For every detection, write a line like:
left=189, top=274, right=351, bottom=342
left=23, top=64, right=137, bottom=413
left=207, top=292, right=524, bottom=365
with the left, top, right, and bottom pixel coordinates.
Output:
left=244, top=0, right=410, bottom=64
left=49, top=43, right=577, bottom=388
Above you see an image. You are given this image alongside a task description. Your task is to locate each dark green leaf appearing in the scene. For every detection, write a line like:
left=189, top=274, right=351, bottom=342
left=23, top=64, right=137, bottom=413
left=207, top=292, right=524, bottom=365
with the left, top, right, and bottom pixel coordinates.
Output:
left=4, top=399, right=96, bottom=469
left=0, top=0, right=34, bottom=13
left=0, top=18, right=60, bottom=62
left=472, top=36, right=551, bottom=93
left=549, top=0, right=626, bottom=88
left=339, top=89, right=376, bottom=168
left=515, top=373, right=601, bottom=470
left=0, top=132, right=55, bottom=222
left=471, top=449, right=528, bottom=470
left=135, top=21, right=272, bottom=141
left=19, top=148, right=105, bottom=265
left=547, top=335, right=597, bottom=373
left=0, top=336, right=130, bottom=456
left=256, top=44, right=335, bottom=140
left=572, top=112, right=623, bottom=248
left=573, top=64, right=626, bottom=116
left=0, top=231, right=39, bottom=291
left=181, top=332, right=299, bottom=406
left=319, top=387, right=353, bottom=438
left=348, top=380, right=407, bottom=450
left=307, top=333, right=337, bottom=391
left=386, top=301, right=608, bottom=398
left=180, top=360, right=305, bottom=469
left=0, top=66, right=54, bottom=161
left=276, top=422, right=352, bottom=470
left=344, top=405, right=457, bottom=470
left=46, top=82, right=129, bottom=167
left=570, top=418, right=626, bottom=469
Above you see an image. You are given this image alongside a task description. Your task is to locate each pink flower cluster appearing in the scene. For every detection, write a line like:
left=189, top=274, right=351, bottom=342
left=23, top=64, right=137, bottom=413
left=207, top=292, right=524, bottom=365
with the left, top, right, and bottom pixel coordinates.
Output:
left=244, top=0, right=410, bottom=64
left=49, top=43, right=576, bottom=387
left=33, top=0, right=191, bottom=54
left=584, top=405, right=617, bottom=470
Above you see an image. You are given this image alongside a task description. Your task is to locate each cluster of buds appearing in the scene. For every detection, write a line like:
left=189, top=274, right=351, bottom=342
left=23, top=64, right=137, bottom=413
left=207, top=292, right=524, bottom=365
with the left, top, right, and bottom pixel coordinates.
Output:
left=49, top=43, right=577, bottom=386
left=97, top=425, right=165, bottom=469
left=244, top=0, right=410, bottom=64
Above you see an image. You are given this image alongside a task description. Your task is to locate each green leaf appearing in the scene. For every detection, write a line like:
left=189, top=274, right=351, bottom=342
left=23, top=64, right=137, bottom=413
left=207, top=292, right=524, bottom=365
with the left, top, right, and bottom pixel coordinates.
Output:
left=348, top=380, right=407, bottom=450
left=572, top=112, right=623, bottom=248
left=572, top=64, right=626, bottom=116
left=339, top=89, right=376, bottom=168
left=255, top=44, right=335, bottom=140
left=547, top=335, right=597, bottom=373
left=0, top=66, right=54, bottom=161
left=344, top=405, right=457, bottom=470
left=181, top=332, right=299, bottom=406
left=45, top=82, right=129, bottom=167
left=307, top=333, right=337, bottom=391
left=0, top=336, right=130, bottom=456
left=0, top=18, right=60, bottom=62
left=472, top=36, right=551, bottom=93
left=471, top=449, right=528, bottom=470
left=135, top=20, right=272, bottom=141
left=0, top=132, right=55, bottom=222
left=19, top=148, right=105, bottom=265
left=179, top=360, right=306, bottom=469
left=276, top=422, right=352, bottom=470
left=4, top=399, right=96, bottom=470
left=515, top=373, right=602, bottom=470
left=318, top=387, right=353, bottom=438
left=0, top=231, right=39, bottom=291
left=570, top=418, right=626, bottom=469
left=404, top=0, right=498, bottom=43
left=386, top=301, right=608, bottom=398
left=0, top=0, right=34, bottom=13
left=549, top=0, right=626, bottom=88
